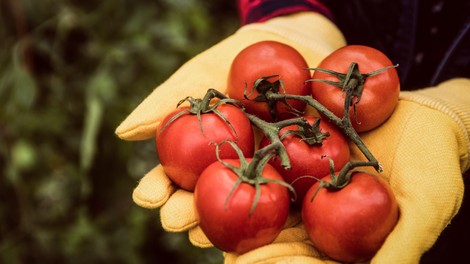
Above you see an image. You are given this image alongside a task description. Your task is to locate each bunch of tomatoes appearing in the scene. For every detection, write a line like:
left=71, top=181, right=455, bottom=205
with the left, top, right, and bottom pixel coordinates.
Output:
left=155, top=41, right=400, bottom=263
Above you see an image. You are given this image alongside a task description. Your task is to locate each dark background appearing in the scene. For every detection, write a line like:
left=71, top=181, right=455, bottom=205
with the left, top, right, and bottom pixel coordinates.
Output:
left=1, top=1, right=237, bottom=263
left=1, top=0, right=469, bottom=263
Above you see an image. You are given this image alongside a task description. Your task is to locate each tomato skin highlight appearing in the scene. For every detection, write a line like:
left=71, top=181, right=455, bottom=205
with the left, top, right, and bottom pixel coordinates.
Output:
left=311, top=45, right=400, bottom=132
left=194, top=159, right=290, bottom=254
left=260, top=116, right=350, bottom=207
left=228, top=41, right=311, bottom=122
left=302, top=172, right=399, bottom=263
left=156, top=104, right=254, bottom=191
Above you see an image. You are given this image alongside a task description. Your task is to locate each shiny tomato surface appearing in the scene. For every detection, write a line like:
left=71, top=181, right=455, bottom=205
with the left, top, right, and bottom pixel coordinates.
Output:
left=194, top=159, right=290, bottom=254
left=228, top=41, right=311, bottom=122
left=311, top=45, right=400, bottom=132
left=302, top=172, right=399, bottom=262
left=260, top=116, right=350, bottom=207
left=156, top=104, right=254, bottom=191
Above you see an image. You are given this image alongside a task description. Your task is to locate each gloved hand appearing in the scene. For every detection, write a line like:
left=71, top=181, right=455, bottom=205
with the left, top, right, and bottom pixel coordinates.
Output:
left=116, top=12, right=345, bottom=248
left=116, top=10, right=470, bottom=264
left=223, top=78, right=470, bottom=263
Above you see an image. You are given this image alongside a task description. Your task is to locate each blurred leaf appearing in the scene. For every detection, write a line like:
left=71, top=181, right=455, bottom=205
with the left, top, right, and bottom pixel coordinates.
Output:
left=11, top=140, right=36, bottom=170
left=11, top=45, right=37, bottom=108
left=63, top=210, right=93, bottom=253
left=80, top=95, right=103, bottom=172
left=33, top=168, right=81, bottom=223
left=62, top=209, right=107, bottom=262
left=0, top=44, right=37, bottom=116
left=80, top=69, right=115, bottom=172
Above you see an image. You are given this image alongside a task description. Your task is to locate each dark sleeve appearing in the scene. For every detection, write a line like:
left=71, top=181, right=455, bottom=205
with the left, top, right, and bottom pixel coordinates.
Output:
left=237, top=0, right=334, bottom=25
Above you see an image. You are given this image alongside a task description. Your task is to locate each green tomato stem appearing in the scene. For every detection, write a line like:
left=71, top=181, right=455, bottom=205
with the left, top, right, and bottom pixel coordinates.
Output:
left=244, top=113, right=309, bottom=170
left=267, top=92, right=382, bottom=173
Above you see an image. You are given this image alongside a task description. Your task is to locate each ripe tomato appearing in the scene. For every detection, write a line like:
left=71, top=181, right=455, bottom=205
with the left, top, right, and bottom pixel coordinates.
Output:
left=194, top=158, right=290, bottom=254
left=311, top=45, right=400, bottom=132
left=302, top=172, right=399, bottom=263
left=259, top=116, right=350, bottom=207
left=227, top=41, right=311, bottom=122
left=156, top=104, right=254, bottom=191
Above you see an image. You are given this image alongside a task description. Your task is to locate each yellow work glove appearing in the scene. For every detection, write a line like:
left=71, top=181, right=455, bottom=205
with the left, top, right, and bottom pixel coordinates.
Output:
left=116, top=7, right=470, bottom=262
left=115, top=12, right=345, bottom=247
left=224, top=78, right=470, bottom=264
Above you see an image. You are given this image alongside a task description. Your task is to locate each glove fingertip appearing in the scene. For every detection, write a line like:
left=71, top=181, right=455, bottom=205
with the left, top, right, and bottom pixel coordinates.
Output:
left=132, top=165, right=176, bottom=209
left=161, top=189, right=198, bottom=232
left=189, top=226, right=214, bottom=248
left=115, top=120, right=159, bottom=141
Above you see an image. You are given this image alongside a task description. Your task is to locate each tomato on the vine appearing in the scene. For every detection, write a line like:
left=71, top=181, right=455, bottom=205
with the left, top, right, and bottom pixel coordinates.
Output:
left=302, top=171, right=399, bottom=262
left=194, top=158, right=290, bottom=254
left=311, top=45, right=400, bottom=132
left=227, top=41, right=311, bottom=122
left=156, top=103, right=254, bottom=191
left=259, top=116, right=350, bottom=207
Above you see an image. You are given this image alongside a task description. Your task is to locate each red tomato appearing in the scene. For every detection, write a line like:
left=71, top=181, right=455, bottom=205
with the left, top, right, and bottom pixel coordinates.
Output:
left=227, top=41, right=311, bottom=122
left=260, top=116, right=350, bottom=207
left=156, top=104, right=254, bottom=191
left=302, top=172, right=399, bottom=263
left=194, top=159, right=290, bottom=254
left=311, top=45, right=400, bottom=132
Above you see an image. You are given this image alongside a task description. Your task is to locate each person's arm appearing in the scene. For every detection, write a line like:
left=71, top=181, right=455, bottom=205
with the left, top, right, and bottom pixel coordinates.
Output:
left=237, top=0, right=333, bottom=25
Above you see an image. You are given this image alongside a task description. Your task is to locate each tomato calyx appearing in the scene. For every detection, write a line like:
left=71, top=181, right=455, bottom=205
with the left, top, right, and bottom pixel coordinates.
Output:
left=216, top=140, right=296, bottom=215
left=308, top=158, right=379, bottom=202
left=306, top=62, right=398, bottom=105
left=244, top=75, right=303, bottom=121
left=280, top=118, right=330, bottom=146
left=159, top=88, right=243, bottom=136
left=306, top=62, right=398, bottom=123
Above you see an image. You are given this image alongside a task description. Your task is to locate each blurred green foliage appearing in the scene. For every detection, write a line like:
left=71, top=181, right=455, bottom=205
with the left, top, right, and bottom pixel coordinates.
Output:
left=0, top=0, right=238, bottom=263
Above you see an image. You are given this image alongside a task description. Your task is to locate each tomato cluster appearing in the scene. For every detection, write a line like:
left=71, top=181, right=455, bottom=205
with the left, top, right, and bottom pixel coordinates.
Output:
left=155, top=41, right=400, bottom=262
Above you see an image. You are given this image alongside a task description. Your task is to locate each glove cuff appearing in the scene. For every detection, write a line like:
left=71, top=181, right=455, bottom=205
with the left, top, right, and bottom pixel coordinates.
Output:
left=400, top=78, right=470, bottom=172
